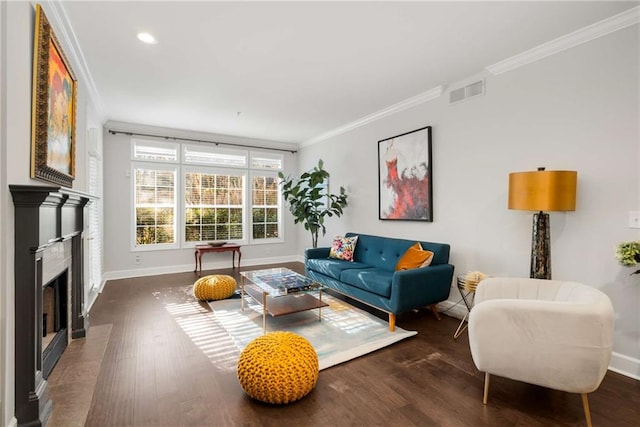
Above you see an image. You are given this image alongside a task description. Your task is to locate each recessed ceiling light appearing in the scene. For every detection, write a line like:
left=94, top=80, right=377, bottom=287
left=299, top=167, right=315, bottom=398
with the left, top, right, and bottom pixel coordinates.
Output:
left=137, top=32, right=158, bottom=45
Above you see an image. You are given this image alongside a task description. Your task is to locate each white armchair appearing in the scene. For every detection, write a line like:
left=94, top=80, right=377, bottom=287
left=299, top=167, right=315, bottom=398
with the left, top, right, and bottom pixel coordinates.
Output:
left=468, top=277, right=614, bottom=427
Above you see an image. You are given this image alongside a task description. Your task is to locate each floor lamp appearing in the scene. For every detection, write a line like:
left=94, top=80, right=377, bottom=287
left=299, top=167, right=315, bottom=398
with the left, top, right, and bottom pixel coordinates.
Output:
left=508, top=168, right=577, bottom=280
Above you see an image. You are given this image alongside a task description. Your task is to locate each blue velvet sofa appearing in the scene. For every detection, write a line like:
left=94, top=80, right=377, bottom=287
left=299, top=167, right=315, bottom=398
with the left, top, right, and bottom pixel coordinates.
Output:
left=305, top=232, right=454, bottom=331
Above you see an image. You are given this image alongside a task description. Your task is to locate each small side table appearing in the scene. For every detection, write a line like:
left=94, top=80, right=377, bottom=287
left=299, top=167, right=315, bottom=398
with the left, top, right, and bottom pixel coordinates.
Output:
left=453, top=275, right=476, bottom=339
left=194, top=244, right=242, bottom=276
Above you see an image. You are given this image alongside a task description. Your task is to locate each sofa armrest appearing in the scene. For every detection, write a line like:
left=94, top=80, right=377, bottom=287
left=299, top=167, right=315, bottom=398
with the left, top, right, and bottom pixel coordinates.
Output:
left=305, top=247, right=330, bottom=260
left=389, top=264, right=454, bottom=313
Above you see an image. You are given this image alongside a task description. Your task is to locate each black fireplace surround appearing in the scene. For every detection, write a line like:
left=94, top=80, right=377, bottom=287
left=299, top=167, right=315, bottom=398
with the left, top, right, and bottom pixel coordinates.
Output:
left=10, top=185, right=90, bottom=427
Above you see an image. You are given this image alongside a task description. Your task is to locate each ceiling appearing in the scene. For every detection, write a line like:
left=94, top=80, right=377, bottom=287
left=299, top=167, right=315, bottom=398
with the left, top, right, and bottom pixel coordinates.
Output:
left=61, top=1, right=637, bottom=145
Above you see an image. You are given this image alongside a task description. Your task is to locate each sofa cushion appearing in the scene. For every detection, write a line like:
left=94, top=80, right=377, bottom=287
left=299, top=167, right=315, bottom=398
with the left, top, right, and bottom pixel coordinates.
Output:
left=306, top=258, right=373, bottom=281
left=346, top=232, right=450, bottom=268
left=329, top=235, right=359, bottom=262
left=340, top=268, right=393, bottom=298
left=395, top=242, right=434, bottom=271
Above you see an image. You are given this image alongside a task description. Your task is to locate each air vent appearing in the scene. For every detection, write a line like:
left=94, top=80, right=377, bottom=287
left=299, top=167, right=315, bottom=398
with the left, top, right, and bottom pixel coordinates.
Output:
left=449, top=79, right=485, bottom=104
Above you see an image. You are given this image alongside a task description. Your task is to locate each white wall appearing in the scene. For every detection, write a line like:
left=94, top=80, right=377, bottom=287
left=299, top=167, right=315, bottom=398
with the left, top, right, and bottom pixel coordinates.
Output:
left=0, top=1, right=8, bottom=423
left=0, top=2, right=104, bottom=425
left=1, top=3, right=33, bottom=424
left=102, top=122, right=301, bottom=278
left=299, top=26, right=640, bottom=377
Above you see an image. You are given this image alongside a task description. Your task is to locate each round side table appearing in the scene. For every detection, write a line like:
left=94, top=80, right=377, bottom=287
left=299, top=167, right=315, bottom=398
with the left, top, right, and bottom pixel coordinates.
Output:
left=453, top=275, right=477, bottom=339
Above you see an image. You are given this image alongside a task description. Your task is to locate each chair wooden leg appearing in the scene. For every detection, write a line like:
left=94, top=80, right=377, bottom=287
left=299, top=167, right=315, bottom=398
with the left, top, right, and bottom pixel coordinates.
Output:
left=581, top=393, right=593, bottom=427
left=429, top=304, right=441, bottom=320
left=388, top=313, right=396, bottom=332
left=483, top=372, right=490, bottom=405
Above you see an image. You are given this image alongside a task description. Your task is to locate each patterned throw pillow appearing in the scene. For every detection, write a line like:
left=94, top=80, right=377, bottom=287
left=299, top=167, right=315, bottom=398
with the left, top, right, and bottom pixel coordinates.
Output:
left=395, top=242, right=434, bottom=271
left=329, top=235, right=359, bottom=262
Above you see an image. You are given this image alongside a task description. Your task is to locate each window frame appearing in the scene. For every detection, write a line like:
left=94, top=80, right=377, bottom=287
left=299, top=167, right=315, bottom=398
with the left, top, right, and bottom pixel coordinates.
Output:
left=130, top=139, right=285, bottom=252
left=182, top=165, right=248, bottom=248
left=131, top=162, right=180, bottom=252
left=249, top=170, right=284, bottom=245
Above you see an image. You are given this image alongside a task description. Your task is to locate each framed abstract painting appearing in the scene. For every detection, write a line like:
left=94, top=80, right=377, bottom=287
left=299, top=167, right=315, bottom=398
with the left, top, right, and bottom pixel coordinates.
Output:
left=378, top=126, right=433, bottom=221
left=31, top=4, right=77, bottom=188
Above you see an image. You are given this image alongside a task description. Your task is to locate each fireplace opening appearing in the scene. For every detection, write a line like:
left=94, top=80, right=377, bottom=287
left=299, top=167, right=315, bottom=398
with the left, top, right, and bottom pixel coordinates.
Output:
left=42, top=269, right=68, bottom=379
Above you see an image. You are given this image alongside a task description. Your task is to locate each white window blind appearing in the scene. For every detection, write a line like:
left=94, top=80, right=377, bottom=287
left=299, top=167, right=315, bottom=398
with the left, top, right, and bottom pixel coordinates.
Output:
left=133, top=139, right=179, bottom=162
left=184, top=144, right=247, bottom=167
left=250, top=152, right=283, bottom=170
left=88, top=154, right=103, bottom=291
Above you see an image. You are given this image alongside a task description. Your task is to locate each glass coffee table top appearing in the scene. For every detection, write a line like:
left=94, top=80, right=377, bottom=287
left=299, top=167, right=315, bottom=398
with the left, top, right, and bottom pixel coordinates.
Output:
left=239, top=267, right=327, bottom=333
left=240, top=267, right=322, bottom=297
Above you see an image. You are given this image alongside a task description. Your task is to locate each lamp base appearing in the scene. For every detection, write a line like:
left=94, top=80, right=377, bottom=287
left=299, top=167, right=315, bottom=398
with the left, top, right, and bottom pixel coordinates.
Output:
left=531, top=211, right=551, bottom=280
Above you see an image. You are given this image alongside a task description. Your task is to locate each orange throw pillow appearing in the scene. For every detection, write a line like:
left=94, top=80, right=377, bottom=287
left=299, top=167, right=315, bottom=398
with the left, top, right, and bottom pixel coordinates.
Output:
left=395, top=242, right=434, bottom=271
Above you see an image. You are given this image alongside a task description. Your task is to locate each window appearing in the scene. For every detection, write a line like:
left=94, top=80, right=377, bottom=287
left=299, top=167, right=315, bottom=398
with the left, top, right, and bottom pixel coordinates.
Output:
left=131, top=139, right=283, bottom=249
left=134, top=165, right=177, bottom=247
left=184, top=169, right=245, bottom=242
left=251, top=173, right=280, bottom=239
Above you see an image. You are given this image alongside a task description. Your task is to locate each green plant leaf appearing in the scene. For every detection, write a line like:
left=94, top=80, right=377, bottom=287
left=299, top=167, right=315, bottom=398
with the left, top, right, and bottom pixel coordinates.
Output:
left=279, top=159, right=348, bottom=247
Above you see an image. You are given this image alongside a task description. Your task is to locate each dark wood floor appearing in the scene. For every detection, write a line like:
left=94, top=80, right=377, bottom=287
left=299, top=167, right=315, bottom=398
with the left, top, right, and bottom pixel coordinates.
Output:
left=48, top=262, right=640, bottom=426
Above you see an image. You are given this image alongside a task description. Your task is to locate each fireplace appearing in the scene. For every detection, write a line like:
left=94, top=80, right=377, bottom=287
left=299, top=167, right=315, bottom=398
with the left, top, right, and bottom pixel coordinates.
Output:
left=10, top=185, right=90, bottom=427
left=42, top=268, right=68, bottom=380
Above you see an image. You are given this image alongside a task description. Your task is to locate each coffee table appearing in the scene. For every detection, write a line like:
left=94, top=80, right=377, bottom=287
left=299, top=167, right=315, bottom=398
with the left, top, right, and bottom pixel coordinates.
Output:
left=240, top=267, right=327, bottom=334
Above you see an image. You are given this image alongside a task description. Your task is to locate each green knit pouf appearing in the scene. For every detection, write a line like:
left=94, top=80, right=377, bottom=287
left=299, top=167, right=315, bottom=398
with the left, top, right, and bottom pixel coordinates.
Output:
left=193, top=275, right=237, bottom=301
left=237, top=331, right=319, bottom=405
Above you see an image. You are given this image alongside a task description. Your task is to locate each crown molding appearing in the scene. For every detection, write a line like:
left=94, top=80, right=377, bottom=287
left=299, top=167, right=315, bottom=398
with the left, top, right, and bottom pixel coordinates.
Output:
left=302, top=85, right=443, bottom=146
left=41, top=2, right=106, bottom=123
left=487, top=6, right=640, bottom=76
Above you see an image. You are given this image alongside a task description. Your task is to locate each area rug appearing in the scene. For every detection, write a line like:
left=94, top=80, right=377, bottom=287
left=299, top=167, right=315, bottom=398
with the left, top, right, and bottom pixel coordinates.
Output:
left=207, top=293, right=417, bottom=370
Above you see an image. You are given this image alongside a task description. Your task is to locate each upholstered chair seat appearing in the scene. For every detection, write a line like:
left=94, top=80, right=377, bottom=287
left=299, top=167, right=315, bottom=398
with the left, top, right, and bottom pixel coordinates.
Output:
left=468, top=277, right=614, bottom=427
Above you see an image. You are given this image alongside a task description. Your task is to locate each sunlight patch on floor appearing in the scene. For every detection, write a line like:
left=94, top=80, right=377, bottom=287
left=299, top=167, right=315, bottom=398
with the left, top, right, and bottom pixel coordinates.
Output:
left=162, top=299, right=239, bottom=372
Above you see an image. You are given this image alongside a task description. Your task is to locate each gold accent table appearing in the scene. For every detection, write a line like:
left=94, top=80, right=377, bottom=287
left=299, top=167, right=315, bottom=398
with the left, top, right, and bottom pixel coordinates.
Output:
left=453, top=275, right=477, bottom=339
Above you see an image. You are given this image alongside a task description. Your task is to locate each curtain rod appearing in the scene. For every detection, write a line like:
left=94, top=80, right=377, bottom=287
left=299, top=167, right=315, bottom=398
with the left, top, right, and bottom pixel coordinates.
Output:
left=107, top=129, right=298, bottom=154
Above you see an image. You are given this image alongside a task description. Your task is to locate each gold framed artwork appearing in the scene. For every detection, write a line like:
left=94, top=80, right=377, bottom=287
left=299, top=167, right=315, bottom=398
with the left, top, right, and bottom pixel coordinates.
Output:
left=31, top=4, right=77, bottom=187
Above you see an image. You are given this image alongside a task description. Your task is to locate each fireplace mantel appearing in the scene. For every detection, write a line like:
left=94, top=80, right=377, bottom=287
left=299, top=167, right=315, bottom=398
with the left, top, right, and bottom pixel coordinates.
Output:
left=10, top=184, right=90, bottom=427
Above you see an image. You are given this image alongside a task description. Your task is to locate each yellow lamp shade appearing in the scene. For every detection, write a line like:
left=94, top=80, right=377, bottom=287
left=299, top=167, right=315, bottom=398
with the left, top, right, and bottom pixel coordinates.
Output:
left=508, top=170, right=577, bottom=212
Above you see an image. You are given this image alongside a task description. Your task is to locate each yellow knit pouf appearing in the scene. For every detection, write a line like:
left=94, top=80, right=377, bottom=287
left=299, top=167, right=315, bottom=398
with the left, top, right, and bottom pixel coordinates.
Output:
left=237, top=331, right=319, bottom=404
left=193, top=275, right=237, bottom=301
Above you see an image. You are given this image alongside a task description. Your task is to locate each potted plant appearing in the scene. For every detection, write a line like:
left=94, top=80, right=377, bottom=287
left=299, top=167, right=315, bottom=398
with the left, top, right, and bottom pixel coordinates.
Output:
left=278, top=159, right=348, bottom=248
left=615, top=241, right=640, bottom=275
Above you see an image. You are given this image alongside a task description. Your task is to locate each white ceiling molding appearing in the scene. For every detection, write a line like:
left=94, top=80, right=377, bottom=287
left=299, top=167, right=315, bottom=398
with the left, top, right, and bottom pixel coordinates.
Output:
left=487, top=6, right=640, bottom=76
left=42, top=2, right=106, bottom=123
left=302, top=85, right=444, bottom=146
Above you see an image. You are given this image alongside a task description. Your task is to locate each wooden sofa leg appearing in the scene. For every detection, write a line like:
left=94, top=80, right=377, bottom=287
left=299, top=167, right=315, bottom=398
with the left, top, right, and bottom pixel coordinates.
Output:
left=430, top=305, right=441, bottom=320
left=388, top=313, right=396, bottom=332
left=581, top=393, right=593, bottom=427
left=483, top=372, right=490, bottom=405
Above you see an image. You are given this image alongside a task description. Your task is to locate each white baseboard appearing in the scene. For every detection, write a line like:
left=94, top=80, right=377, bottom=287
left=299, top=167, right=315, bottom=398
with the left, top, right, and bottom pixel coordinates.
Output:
left=103, top=255, right=301, bottom=281
left=609, top=352, right=640, bottom=381
left=436, top=296, right=469, bottom=320
left=7, top=417, right=17, bottom=427
left=85, top=285, right=102, bottom=313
